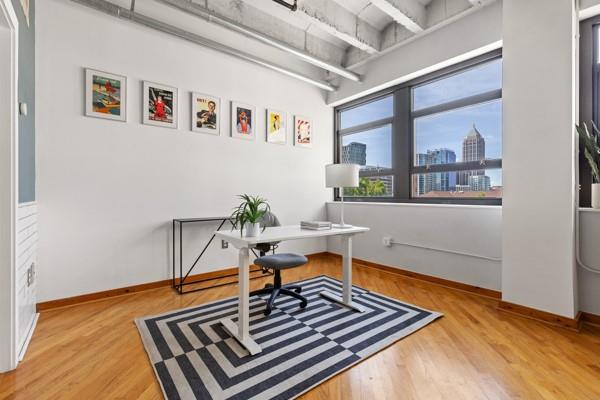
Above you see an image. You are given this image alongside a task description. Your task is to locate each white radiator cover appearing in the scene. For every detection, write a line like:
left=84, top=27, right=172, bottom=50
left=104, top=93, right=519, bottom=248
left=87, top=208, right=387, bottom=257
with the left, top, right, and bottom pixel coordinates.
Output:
left=16, top=202, right=38, bottom=359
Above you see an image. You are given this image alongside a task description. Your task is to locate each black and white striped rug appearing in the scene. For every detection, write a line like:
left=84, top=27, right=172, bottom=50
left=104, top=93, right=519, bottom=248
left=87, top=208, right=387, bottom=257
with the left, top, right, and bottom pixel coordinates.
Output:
left=136, top=275, right=442, bottom=400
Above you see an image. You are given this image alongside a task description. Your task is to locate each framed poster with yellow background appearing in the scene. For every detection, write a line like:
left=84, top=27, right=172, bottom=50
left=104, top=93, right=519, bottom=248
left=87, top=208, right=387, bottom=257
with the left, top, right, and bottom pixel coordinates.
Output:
left=266, top=109, right=286, bottom=144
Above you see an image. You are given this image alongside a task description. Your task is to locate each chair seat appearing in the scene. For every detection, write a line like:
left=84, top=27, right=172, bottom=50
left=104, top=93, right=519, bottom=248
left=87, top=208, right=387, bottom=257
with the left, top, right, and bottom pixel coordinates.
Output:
left=254, top=253, right=308, bottom=270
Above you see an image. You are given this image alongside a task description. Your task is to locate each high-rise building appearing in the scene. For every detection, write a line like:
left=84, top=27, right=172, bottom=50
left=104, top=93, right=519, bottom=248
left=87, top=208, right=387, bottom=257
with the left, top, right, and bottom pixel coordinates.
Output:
left=413, top=153, right=428, bottom=195
left=459, top=124, right=485, bottom=185
left=342, top=142, right=366, bottom=165
left=425, top=148, right=456, bottom=192
left=469, top=175, right=491, bottom=191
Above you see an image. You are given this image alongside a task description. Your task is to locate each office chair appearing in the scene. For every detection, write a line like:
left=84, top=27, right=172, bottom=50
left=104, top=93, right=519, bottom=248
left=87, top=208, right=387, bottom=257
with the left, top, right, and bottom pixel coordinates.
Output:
left=250, top=212, right=308, bottom=316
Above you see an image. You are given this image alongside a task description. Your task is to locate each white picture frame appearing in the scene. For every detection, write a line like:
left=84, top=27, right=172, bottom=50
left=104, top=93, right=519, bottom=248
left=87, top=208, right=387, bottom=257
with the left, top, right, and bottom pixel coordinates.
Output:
left=85, top=68, right=127, bottom=122
left=231, top=101, right=256, bottom=140
left=191, top=93, right=220, bottom=135
left=142, top=81, right=178, bottom=129
left=266, top=108, right=287, bottom=145
left=294, top=115, right=312, bottom=148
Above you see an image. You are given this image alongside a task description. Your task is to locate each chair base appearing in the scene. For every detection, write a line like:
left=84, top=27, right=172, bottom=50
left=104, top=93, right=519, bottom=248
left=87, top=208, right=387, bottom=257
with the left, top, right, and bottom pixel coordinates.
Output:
left=250, top=270, right=308, bottom=315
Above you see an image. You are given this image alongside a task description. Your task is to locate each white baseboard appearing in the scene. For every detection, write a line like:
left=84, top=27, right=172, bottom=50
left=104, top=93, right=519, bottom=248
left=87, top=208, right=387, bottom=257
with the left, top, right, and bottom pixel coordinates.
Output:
left=18, top=313, right=38, bottom=362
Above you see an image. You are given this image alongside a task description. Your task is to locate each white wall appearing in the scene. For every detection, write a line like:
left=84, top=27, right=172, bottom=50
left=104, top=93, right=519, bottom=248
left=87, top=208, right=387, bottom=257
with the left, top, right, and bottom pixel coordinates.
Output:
left=323, top=0, right=599, bottom=319
left=35, top=0, right=333, bottom=302
left=327, top=203, right=502, bottom=291
left=501, top=0, right=578, bottom=318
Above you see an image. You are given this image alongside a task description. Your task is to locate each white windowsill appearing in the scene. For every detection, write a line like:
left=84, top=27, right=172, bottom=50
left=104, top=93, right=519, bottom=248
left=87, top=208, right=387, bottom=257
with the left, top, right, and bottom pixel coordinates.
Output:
left=326, top=201, right=501, bottom=210
left=580, top=207, right=600, bottom=213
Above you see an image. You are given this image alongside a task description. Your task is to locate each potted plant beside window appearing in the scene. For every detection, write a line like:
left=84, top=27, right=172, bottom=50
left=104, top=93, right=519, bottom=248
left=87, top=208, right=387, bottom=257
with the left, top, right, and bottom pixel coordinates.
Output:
left=230, top=194, right=271, bottom=237
left=577, top=123, right=600, bottom=208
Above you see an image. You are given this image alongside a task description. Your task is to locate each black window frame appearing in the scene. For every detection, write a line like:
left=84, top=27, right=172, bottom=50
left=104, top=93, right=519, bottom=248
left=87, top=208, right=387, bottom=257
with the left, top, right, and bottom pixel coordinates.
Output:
left=579, top=15, right=600, bottom=207
left=334, top=49, right=503, bottom=205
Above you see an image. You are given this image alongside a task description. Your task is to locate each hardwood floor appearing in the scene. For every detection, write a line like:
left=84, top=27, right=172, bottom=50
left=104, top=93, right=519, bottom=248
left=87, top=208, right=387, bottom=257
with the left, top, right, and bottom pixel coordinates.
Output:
left=1, top=254, right=599, bottom=399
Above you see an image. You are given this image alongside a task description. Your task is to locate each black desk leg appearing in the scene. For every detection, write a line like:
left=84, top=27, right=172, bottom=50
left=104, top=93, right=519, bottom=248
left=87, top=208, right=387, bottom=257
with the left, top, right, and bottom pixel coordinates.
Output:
left=179, top=222, right=183, bottom=294
left=172, top=220, right=175, bottom=290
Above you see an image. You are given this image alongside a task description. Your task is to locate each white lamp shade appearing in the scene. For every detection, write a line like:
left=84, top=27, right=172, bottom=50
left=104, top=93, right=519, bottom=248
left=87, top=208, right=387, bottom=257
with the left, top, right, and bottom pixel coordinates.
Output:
left=325, top=163, right=360, bottom=188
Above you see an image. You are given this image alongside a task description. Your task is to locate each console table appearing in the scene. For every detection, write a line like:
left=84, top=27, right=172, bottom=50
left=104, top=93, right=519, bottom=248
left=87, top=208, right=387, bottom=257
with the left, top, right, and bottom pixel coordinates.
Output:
left=172, top=217, right=272, bottom=294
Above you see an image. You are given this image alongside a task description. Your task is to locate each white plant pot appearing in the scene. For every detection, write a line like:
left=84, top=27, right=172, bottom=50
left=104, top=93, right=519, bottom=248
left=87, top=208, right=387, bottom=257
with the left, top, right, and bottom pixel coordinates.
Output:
left=592, top=184, right=600, bottom=209
left=244, top=222, right=261, bottom=237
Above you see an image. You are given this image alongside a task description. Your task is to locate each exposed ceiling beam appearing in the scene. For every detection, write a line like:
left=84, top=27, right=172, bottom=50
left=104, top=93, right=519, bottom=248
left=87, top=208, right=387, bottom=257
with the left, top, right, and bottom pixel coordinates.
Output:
left=70, top=0, right=337, bottom=91
left=155, top=0, right=360, bottom=81
left=297, top=0, right=381, bottom=54
left=369, top=0, right=426, bottom=33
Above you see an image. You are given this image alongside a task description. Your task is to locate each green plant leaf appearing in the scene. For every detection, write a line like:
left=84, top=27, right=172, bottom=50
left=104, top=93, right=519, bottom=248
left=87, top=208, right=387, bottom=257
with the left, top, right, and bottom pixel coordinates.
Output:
left=576, top=123, right=600, bottom=183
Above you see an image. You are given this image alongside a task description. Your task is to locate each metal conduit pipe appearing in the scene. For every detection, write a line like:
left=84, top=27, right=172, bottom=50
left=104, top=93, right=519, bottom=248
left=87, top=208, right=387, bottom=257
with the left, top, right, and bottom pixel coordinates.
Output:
left=70, top=0, right=337, bottom=92
left=387, top=240, right=502, bottom=262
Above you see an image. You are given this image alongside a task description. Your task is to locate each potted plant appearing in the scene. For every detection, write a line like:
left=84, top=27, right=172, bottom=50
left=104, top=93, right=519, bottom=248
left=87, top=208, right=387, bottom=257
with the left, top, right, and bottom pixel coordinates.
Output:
left=230, top=194, right=271, bottom=237
left=577, top=123, right=600, bottom=208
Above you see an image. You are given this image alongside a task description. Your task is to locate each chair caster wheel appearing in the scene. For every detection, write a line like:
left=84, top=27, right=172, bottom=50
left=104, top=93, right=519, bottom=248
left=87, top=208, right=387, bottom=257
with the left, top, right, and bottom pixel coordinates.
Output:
left=264, top=308, right=272, bottom=316
left=294, top=287, right=302, bottom=293
left=300, top=301, right=307, bottom=309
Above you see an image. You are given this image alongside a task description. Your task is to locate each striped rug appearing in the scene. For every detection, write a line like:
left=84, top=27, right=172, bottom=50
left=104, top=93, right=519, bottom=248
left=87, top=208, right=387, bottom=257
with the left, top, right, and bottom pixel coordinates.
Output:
left=136, top=275, right=442, bottom=400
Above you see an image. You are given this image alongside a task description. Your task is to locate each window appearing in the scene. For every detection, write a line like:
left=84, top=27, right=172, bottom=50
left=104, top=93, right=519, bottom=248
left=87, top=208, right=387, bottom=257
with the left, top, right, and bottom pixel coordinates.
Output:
left=338, top=94, right=394, bottom=198
left=579, top=17, right=600, bottom=206
left=334, top=50, right=502, bottom=204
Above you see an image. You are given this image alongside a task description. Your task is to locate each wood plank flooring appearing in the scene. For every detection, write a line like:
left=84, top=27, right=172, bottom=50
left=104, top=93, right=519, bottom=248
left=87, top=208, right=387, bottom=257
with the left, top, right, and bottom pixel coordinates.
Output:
left=1, top=255, right=599, bottom=399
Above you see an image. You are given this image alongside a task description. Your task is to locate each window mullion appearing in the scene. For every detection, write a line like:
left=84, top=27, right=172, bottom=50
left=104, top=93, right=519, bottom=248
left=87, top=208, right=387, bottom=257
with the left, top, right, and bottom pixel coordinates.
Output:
left=394, top=88, right=411, bottom=200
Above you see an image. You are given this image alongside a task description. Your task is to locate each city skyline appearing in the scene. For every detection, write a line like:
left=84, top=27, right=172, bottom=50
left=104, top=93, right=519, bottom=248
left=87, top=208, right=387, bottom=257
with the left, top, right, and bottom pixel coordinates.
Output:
left=342, top=122, right=502, bottom=189
left=340, top=57, right=502, bottom=187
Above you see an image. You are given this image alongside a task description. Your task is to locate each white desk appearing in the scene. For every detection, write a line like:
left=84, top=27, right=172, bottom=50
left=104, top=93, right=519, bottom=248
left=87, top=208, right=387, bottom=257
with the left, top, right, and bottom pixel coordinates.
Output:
left=214, top=225, right=369, bottom=355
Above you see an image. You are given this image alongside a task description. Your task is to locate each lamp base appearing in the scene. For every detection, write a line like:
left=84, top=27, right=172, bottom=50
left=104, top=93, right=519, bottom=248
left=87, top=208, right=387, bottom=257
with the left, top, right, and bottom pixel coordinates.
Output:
left=332, top=223, right=353, bottom=229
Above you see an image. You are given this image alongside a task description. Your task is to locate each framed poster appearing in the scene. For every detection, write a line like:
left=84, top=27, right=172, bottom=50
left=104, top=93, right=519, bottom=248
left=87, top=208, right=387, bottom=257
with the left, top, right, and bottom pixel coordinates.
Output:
left=266, top=108, right=286, bottom=144
left=231, top=101, right=255, bottom=140
left=191, top=93, right=220, bottom=135
left=85, top=68, right=127, bottom=122
left=143, top=81, right=178, bottom=129
left=294, top=115, right=312, bottom=148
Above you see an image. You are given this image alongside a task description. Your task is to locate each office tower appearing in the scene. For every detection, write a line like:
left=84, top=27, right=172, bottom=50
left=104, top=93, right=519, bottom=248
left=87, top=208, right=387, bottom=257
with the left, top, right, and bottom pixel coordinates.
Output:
left=459, top=124, right=485, bottom=185
left=425, top=148, right=456, bottom=192
left=414, top=153, right=428, bottom=195
left=342, top=142, right=367, bottom=165
left=469, top=175, right=491, bottom=191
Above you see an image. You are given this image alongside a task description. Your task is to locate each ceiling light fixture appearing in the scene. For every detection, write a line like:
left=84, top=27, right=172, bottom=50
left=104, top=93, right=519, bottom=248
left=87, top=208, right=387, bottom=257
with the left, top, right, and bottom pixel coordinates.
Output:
left=271, top=0, right=297, bottom=11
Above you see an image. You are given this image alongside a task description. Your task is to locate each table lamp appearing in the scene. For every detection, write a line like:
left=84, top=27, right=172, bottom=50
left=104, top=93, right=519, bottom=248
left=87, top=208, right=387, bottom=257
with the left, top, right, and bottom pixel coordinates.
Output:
left=326, top=163, right=360, bottom=229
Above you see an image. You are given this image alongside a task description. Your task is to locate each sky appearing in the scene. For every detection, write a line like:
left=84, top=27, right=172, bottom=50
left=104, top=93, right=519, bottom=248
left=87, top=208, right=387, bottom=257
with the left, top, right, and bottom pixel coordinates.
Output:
left=341, top=58, right=503, bottom=187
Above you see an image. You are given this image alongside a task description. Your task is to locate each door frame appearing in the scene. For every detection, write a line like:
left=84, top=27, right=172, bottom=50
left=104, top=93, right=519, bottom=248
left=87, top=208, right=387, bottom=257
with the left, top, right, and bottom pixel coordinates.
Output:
left=0, top=0, right=19, bottom=373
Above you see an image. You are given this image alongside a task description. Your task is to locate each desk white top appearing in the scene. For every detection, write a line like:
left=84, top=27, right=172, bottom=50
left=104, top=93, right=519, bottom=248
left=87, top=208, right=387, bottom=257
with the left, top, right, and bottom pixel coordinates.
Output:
left=215, top=225, right=369, bottom=247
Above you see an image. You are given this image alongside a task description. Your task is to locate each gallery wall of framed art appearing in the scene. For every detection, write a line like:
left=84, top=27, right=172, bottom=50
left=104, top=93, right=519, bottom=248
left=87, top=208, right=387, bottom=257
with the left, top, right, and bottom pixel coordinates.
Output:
left=82, top=67, right=312, bottom=147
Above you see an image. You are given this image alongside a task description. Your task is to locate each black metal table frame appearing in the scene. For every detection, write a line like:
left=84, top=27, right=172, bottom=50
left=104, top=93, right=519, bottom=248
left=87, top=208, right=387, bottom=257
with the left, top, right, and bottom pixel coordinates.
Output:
left=172, top=217, right=273, bottom=294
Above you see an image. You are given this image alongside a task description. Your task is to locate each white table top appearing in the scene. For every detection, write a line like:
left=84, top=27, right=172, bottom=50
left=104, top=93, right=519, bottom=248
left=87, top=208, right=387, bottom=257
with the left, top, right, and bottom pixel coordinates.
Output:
left=215, top=225, right=369, bottom=247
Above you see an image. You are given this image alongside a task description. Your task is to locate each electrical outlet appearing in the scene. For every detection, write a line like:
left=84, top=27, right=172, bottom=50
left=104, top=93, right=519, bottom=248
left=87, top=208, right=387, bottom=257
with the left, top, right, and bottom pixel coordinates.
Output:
left=221, top=240, right=229, bottom=249
left=26, top=264, right=34, bottom=287
left=382, top=236, right=393, bottom=247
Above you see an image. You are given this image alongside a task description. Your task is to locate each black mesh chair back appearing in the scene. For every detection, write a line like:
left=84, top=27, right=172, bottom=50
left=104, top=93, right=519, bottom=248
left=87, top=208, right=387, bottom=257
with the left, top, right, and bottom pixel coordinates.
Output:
left=254, top=211, right=281, bottom=255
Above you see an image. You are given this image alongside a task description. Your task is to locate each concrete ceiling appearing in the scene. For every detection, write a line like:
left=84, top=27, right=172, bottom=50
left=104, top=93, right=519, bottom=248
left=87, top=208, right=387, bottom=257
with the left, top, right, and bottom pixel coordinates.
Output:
left=85, top=0, right=495, bottom=89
